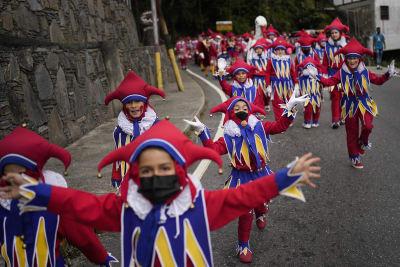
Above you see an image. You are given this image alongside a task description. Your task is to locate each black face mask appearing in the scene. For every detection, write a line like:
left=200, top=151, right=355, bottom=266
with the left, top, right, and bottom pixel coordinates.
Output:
left=302, top=48, right=311, bottom=55
left=235, top=111, right=248, bottom=121
left=138, top=174, right=181, bottom=204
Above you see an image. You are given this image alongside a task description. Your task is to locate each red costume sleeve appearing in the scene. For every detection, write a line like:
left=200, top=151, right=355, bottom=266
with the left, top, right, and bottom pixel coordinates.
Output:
left=218, top=79, right=233, bottom=96
left=111, top=162, right=122, bottom=180
left=321, top=52, right=329, bottom=74
left=265, top=59, right=273, bottom=86
left=262, top=115, right=292, bottom=135
left=57, top=218, right=108, bottom=264
left=205, top=173, right=279, bottom=231
left=290, top=62, right=298, bottom=84
left=48, top=186, right=122, bottom=232
left=319, top=70, right=341, bottom=87
left=368, top=70, right=389, bottom=85
left=202, top=137, right=228, bottom=155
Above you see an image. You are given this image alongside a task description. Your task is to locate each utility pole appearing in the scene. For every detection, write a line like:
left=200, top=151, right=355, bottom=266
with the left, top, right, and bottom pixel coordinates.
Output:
left=156, top=0, right=184, bottom=91
left=150, top=0, right=163, bottom=90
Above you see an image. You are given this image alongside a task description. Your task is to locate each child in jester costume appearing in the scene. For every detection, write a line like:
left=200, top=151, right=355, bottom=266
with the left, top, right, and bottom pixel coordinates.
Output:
left=184, top=94, right=308, bottom=263
left=296, top=57, right=324, bottom=128
left=217, top=58, right=266, bottom=109
left=315, top=32, right=327, bottom=65
left=322, top=17, right=349, bottom=129
left=308, top=38, right=397, bottom=168
left=294, top=35, right=320, bottom=67
left=265, top=37, right=299, bottom=121
left=105, top=70, right=165, bottom=188
left=1, top=120, right=320, bottom=267
left=249, top=38, right=271, bottom=111
left=0, top=127, right=117, bottom=267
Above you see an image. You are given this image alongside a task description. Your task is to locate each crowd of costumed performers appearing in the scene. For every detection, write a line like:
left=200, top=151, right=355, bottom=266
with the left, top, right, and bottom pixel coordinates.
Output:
left=0, top=14, right=398, bottom=267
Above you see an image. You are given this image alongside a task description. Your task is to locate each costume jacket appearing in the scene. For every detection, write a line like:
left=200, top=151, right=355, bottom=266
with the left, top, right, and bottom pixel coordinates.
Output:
left=0, top=171, right=109, bottom=267
left=16, top=167, right=305, bottom=267
left=250, top=54, right=268, bottom=93
left=218, top=77, right=265, bottom=109
left=199, top=113, right=293, bottom=188
left=319, top=62, right=389, bottom=119
left=112, top=107, right=159, bottom=180
left=265, top=54, right=298, bottom=102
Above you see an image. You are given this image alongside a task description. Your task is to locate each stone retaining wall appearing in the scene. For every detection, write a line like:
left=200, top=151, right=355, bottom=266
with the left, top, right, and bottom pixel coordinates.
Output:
left=0, top=0, right=175, bottom=146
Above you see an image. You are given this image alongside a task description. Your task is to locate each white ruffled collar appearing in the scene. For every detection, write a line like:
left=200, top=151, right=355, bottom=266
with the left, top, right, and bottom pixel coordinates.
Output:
left=126, top=174, right=202, bottom=222
left=342, top=61, right=366, bottom=74
left=117, top=106, right=157, bottom=136
left=232, top=78, right=254, bottom=89
left=223, top=115, right=259, bottom=137
left=271, top=53, right=290, bottom=61
left=328, top=36, right=346, bottom=46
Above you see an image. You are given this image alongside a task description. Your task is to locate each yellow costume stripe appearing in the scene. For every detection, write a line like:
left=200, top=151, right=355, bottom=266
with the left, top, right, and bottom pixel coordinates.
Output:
left=155, top=228, right=176, bottom=266
left=231, top=140, right=236, bottom=168
left=1, top=243, right=10, bottom=266
left=15, top=236, right=27, bottom=267
left=286, top=61, right=290, bottom=78
left=281, top=61, right=285, bottom=78
left=185, top=221, right=207, bottom=267
left=275, top=62, right=281, bottom=78
left=36, top=217, right=49, bottom=267
left=362, top=74, right=368, bottom=93
left=240, top=140, right=250, bottom=168
left=358, top=102, right=366, bottom=116
left=255, top=134, right=266, bottom=162
left=224, top=176, right=232, bottom=189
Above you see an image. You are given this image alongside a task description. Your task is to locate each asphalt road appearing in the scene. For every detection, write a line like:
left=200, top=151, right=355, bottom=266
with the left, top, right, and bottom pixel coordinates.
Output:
left=187, top=64, right=400, bottom=266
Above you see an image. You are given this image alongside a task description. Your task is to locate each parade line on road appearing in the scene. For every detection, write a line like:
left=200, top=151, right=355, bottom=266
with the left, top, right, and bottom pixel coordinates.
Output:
left=185, top=69, right=227, bottom=180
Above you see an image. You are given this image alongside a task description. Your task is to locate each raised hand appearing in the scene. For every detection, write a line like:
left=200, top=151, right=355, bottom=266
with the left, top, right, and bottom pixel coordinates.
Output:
left=284, top=93, right=309, bottom=111
left=0, top=172, right=30, bottom=199
left=306, top=65, right=319, bottom=80
left=183, top=116, right=206, bottom=132
left=387, top=60, right=398, bottom=77
left=291, top=153, right=321, bottom=188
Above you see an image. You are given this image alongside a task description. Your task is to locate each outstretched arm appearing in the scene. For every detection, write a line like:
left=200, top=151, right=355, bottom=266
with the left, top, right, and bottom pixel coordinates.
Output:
left=205, top=153, right=320, bottom=231
left=0, top=174, right=123, bottom=232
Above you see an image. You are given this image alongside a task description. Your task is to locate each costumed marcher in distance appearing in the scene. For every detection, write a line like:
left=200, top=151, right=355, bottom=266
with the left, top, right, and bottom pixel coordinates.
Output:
left=1, top=120, right=321, bottom=267
left=294, top=29, right=310, bottom=57
left=184, top=93, right=308, bottom=263
left=249, top=38, right=272, bottom=111
left=294, top=35, right=320, bottom=67
left=175, top=38, right=189, bottom=70
left=196, top=32, right=211, bottom=75
left=263, top=24, right=280, bottom=59
left=217, top=57, right=266, bottom=110
left=242, top=32, right=253, bottom=60
left=265, top=37, right=299, bottom=121
left=226, top=32, right=237, bottom=63
left=210, top=33, right=224, bottom=74
left=296, top=57, right=324, bottom=129
left=105, top=70, right=165, bottom=188
left=315, top=32, right=327, bottom=64
left=245, top=16, right=267, bottom=63
left=322, top=17, right=349, bottom=129
left=308, top=38, right=397, bottom=169
left=0, top=127, right=117, bottom=267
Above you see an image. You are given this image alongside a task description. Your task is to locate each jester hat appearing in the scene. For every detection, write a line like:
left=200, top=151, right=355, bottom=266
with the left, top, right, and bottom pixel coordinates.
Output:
left=226, top=58, right=257, bottom=76
left=210, top=96, right=266, bottom=124
left=295, top=56, right=323, bottom=74
left=0, top=127, right=71, bottom=176
left=270, top=36, right=291, bottom=50
left=104, top=71, right=165, bottom=105
left=334, top=38, right=373, bottom=58
left=324, top=17, right=349, bottom=33
left=316, top=32, right=327, bottom=43
left=263, top=24, right=280, bottom=36
left=98, top=120, right=223, bottom=198
left=297, top=35, right=316, bottom=48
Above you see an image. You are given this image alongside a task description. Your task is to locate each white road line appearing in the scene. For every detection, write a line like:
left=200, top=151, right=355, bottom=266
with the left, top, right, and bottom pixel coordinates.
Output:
left=185, top=69, right=227, bottom=180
